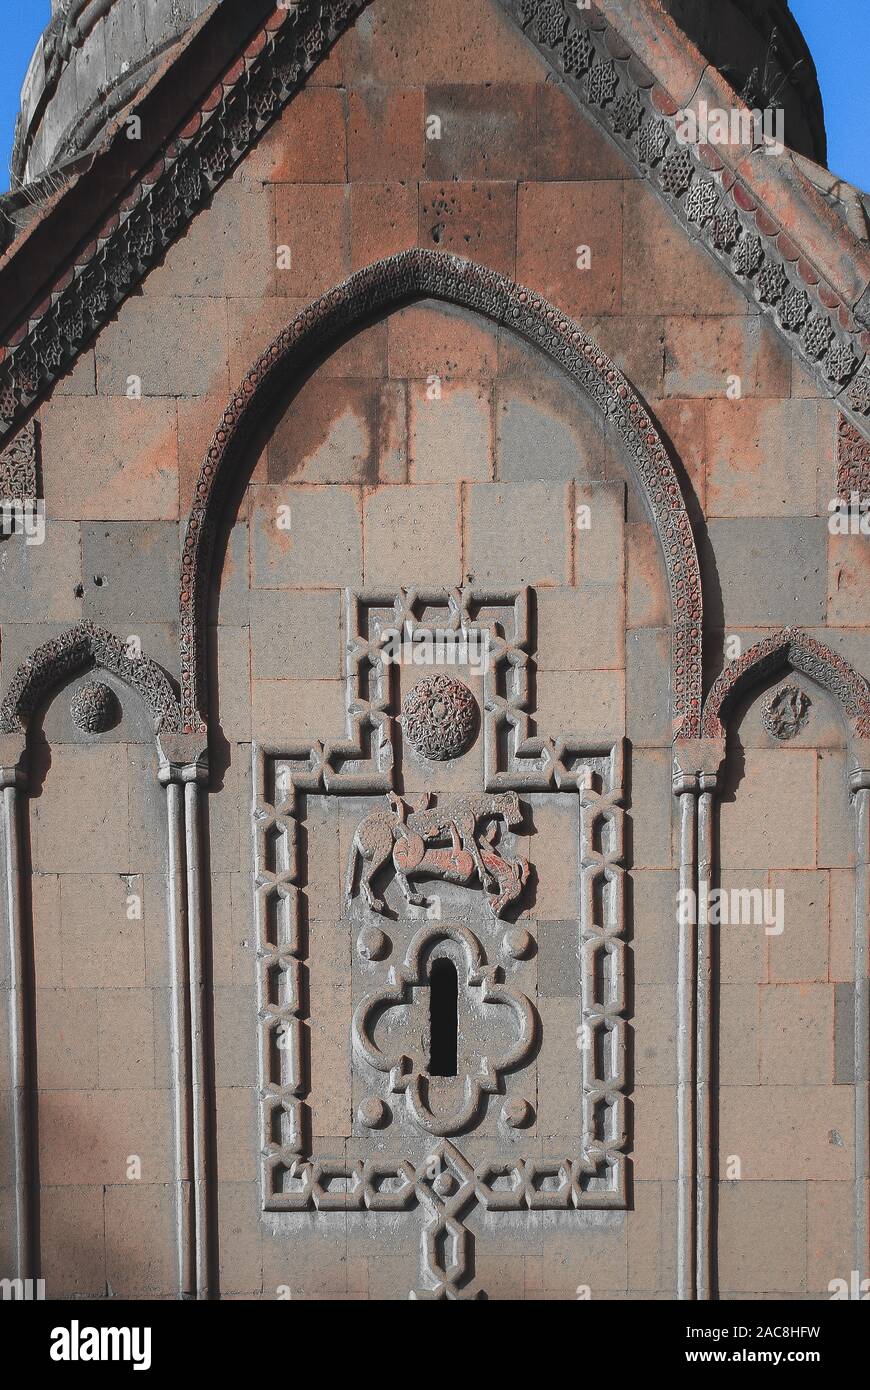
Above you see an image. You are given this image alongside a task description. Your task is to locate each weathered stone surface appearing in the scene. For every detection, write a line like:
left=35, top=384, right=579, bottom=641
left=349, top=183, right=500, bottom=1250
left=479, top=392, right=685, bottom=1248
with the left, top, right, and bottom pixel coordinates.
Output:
left=1, top=0, right=866, bottom=1305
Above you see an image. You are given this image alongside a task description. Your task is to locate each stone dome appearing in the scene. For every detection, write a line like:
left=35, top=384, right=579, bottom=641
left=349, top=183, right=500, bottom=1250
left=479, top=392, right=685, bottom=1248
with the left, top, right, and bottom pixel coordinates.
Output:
left=662, top=0, right=827, bottom=165
left=12, top=0, right=213, bottom=187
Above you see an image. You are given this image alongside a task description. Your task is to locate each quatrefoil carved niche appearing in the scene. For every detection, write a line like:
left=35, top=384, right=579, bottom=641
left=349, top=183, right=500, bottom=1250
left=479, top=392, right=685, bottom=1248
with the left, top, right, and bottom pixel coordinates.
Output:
left=352, top=922, right=537, bottom=1136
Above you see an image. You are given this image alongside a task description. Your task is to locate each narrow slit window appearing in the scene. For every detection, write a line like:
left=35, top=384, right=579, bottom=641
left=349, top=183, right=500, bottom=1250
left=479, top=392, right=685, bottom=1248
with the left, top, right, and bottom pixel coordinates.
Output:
left=428, top=957, right=458, bottom=1077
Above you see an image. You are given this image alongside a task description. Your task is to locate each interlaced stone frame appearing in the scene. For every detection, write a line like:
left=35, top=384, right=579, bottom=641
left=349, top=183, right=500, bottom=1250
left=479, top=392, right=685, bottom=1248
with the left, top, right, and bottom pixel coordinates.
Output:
left=252, top=585, right=628, bottom=1299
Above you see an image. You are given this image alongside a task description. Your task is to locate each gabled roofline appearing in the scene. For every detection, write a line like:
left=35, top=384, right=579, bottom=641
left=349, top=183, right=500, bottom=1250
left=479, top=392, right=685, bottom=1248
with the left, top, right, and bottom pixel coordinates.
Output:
left=0, top=0, right=869, bottom=452
left=503, top=0, right=870, bottom=429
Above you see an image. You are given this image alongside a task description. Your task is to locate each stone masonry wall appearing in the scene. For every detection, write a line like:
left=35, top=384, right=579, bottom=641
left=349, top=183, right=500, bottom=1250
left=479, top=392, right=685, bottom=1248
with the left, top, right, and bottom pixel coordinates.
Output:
left=0, top=0, right=866, bottom=1300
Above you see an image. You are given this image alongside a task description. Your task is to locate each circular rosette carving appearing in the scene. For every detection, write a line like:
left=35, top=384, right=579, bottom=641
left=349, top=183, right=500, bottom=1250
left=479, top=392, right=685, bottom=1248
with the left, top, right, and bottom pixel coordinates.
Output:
left=352, top=922, right=537, bottom=1137
left=762, top=684, right=811, bottom=741
left=70, top=680, right=118, bottom=733
left=400, top=674, right=478, bottom=761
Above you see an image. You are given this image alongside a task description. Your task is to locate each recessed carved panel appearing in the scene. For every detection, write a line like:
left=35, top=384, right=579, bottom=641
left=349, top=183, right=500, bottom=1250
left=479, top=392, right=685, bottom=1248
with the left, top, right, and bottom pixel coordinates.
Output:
left=252, top=586, right=629, bottom=1299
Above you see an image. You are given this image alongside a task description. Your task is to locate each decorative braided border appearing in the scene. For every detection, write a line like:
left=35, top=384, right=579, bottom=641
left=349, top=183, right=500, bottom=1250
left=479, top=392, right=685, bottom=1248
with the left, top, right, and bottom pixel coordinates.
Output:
left=180, top=248, right=703, bottom=738
left=0, top=420, right=37, bottom=501
left=701, top=627, right=870, bottom=740
left=0, top=0, right=369, bottom=444
left=503, top=0, right=870, bottom=430
left=837, top=414, right=870, bottom=502
left=0, top=619, right=183, bottom=734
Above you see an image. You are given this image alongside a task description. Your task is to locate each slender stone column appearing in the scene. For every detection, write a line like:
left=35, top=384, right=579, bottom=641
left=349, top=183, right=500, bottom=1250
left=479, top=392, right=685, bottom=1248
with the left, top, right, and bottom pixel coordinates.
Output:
left=1, top=733, right=32, bottom=1284
left=850, top=763, right=869, bottom=1286
left=695, top=774, right=718, bottom=1302
left=673, top=771, right=697, bottom=1301
left=673, top=739, right=724, bottom=1302
left=159, top=736, right=210, bottom=1300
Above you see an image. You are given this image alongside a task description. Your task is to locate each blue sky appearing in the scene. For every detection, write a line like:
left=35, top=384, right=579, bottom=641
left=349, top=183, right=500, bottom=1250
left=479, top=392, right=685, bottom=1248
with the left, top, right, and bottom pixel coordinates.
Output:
left=0, top=1, right=868, bottom=193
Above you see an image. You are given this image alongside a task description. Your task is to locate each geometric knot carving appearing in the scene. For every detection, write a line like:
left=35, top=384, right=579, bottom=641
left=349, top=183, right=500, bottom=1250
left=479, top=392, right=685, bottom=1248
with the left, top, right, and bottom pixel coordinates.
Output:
left=0, top=419, right=37, bottom=501
left=352, top=921, right=537, bottom=1136
left=837, top=414, right=870, bottom=502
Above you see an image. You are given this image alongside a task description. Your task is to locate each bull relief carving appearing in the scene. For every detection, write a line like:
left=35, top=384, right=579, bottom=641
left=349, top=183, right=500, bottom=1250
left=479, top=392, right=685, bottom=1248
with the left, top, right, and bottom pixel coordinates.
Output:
left=345, top=790, right=530, bottom=919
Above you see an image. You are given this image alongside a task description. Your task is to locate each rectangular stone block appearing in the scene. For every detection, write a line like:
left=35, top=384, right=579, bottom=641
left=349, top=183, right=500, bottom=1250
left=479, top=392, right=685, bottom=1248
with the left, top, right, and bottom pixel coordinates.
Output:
left=36, top=988, right=99, bottom=1091
left=517, top=181, right=622, bottom=317
left=275, top=184, right=348, bottom=299
left=768, top=870, right=829, bottom=983
left=348, top=87, right=425, bottom=181
left=536, top=584, right=624, bottom=671
left=104, top=1183, right=177, bottom=1297
left=410, top=381, right=493, bottom=482
left=38, top=1089, right=173, bottom=1186
left=144, top=178, right=276, bottom=300
left=425, top=83, right=537, bottom=180
left=40, top=1184, right=106, bottom=1297
left=244, top=87, right=346, bottom=182
left=756, top=984, right=833, bottom=1089
left=0, top=521, right=82, bottom=624
left=389, top=300, right=500, bottom=380
left=32, top=748, right=130, bottom=875
left=252, top=678, right=346, bottom=745
left=663, top=316, right=791, bottom=400
left=40, top=396, right=179, bottom=521
left=495, top=372, right=606, bottom=483
left=350, top=181, right=418, bottom=270
left=81, top=521, right=179, bottom=626
left=95, top=296, right=229, bottom=399
left=718, top=1086, right=853, bottom=1179
left=418, top=181, right=517, bottom=277
left=623, top=182, right=750, bottom=316
left=719, top=749, right=817, bottom=871
left=717, top=1181, right=806, bottom=1293
left=250, top=589, right=342, bottom=680
left=364, top=482, right=462, bottom=587
left=250, top=484, right=363, bottom=588
left=706, top=400, right=819, bottom=518
left=465, top=481, right=570, bottom=587
left=700, top=519, right=828, bottom=628
left=58, top=873, right=146, bottom=988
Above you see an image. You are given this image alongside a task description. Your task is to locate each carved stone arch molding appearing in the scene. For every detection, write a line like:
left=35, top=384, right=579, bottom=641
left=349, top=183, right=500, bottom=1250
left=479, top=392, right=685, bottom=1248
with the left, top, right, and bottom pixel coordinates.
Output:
left=673, top=629, right=870, bottom=1299
left=183, top=247, right=703, bottom=1298
left=0, top=621, right=212, bottom=1298
left=179, top=248, right=703, bottom=737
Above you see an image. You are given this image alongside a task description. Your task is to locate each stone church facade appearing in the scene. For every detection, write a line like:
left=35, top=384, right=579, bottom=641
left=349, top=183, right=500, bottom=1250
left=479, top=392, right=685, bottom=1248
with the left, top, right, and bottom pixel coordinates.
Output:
left=0, top=0, right=867, bottom=1301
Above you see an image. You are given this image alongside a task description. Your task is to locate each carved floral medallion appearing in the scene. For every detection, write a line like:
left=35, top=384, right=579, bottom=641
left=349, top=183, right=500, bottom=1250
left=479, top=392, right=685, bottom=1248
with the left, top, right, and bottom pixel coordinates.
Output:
left=400, top=673, right=478, bottom=760
left=762, top=684, right=812, bottom=740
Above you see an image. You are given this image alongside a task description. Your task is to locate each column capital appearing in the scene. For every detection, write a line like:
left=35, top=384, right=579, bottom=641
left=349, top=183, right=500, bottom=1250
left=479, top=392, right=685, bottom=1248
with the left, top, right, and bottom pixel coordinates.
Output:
left=849, top=739, right=870, bottom=793
left=672, top=738, right=725, bottom=794
left=158, top=733, right=209, bottom=787
left=0, top=732, right=28, bottom=790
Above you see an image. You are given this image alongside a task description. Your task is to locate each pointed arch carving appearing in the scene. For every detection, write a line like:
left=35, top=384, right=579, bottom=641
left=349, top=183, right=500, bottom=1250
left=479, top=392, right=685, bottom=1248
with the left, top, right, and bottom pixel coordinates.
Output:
left=701, top=627, right=870, bottom=743
left=179, top=247, right=703, bottom=737
left=0, top=619, right=183, bottom=736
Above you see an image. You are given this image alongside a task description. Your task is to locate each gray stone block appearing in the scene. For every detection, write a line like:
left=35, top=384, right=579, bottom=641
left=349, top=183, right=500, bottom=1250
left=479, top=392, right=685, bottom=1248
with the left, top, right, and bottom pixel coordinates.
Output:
left=81, top=522, right=179, bottom=626
left=537, top=920, right=579, bottom=997
left=700, top=519, right=828, bottom=627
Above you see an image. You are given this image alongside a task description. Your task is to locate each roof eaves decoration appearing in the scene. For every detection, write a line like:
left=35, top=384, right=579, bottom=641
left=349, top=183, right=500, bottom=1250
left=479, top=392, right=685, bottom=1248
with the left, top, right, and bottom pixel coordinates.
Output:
left=0, top=0, right=368, bottom=446
left=501, top=0, right=870, bottom=437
